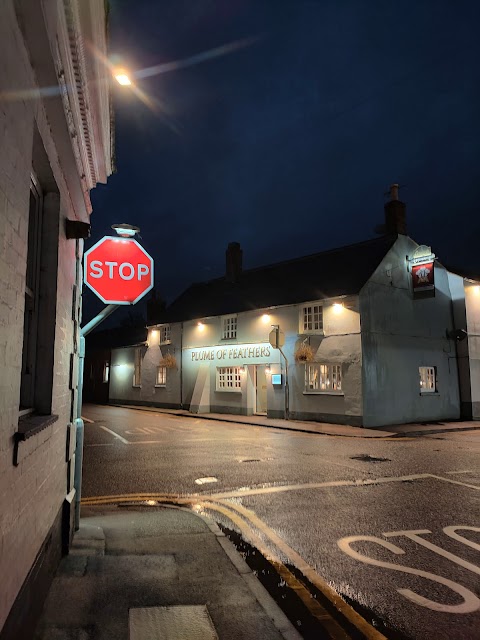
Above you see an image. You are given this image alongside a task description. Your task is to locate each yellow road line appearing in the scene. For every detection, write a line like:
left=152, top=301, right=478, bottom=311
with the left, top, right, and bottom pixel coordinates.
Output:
left=218, top=499, right=387, bottom=640
left=81, top=494, right=385, bottom=639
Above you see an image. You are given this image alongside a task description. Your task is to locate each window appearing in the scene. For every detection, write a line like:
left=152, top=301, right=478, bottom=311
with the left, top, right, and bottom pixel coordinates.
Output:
left=301, top=304, right=323, bottom=333
left=156, top=366, right=167, bottom=387
left=216, top=367, right=242, bottom=391
left=103, top=362, right=110, bottom=383
left=133, top=348, right=142, bottom=386
left=160, top=324, right=171, bottom=344
left=222, top=315, right=237, bottom=339
left=19, top=180, right=43, bottom=410
left=305, top=363, right=342, bottom=393
left=419, top=366, right=436, bottom=393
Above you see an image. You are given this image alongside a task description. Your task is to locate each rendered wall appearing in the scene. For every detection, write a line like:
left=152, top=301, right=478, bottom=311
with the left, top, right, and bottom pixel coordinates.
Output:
left=464, top=282, right=480, bottom=418
left=360, top=236, right=460, bottom=427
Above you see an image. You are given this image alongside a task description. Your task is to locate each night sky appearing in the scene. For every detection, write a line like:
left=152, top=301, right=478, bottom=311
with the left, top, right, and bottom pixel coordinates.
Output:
left=87, top=0, right=480, bottom=322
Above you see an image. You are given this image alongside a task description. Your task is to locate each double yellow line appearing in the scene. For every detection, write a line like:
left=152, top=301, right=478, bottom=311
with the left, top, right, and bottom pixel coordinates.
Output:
left=82, top=493, right=386, bottom=640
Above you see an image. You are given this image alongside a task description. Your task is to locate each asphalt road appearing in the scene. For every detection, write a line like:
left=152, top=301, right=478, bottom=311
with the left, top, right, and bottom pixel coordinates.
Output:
left=81, top=404, right=480, bottom=640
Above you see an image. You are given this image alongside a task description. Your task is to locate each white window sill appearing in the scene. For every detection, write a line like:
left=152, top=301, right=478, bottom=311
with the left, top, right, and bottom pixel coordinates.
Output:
left=221, top=337, right=238, bottom=341
left=303, top=391, right=344, bottom=396
left=160, top=340, right=171, bottom=345
left=215, top=389, right=242, bottom=393
left=299, top=331, right=324, bottom=337
left=132, top=385, right=141, bottom=388
left=420, top=391, right=439, bottom=396
left=155, top=384, right=166, bottom=388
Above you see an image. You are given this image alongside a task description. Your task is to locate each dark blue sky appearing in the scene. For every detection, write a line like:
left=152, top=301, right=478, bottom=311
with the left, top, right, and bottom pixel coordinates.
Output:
left=87, top=0, right=480, bottom=320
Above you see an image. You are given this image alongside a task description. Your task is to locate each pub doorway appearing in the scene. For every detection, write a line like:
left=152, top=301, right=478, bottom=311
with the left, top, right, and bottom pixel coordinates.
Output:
left=254, top=365, right=267, bottom=415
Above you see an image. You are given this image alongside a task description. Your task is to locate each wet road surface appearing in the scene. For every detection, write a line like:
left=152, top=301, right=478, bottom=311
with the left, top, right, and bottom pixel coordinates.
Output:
left=82, top=404, right=480, bottom=639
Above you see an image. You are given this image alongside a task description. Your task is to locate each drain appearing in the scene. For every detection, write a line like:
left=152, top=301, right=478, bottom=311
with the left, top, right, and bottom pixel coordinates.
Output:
left=239, top=458, right=261, bottom=463
left=350, top=454, right=391, bottom=463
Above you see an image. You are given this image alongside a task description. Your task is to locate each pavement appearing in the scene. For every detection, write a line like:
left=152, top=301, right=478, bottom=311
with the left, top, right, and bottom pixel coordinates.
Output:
left=34, top=505, right=302, bottom=640
left=108, top=404, right=480, bottom=438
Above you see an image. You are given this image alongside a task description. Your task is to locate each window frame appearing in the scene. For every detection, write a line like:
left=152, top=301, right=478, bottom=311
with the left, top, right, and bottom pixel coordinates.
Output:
left=300, top=303, right=324, bottom=335
left=216, top=366, right=242, bottom=392
left=133, top=348, right=142, bottom=387
left=160, top=324, right=171, bottom=345
left=156, top=365, right=167, bottom=387
left=222, top=314, right=238, bottom=340
left=419, top=366, right=437, bottom=394
left=304, top=363, right=343, bottom=394
left=103, top=361, right=110, bottom=383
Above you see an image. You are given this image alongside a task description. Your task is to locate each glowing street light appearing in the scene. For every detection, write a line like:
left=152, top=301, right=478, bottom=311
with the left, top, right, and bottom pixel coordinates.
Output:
left=114, top=69, right=132, bottom=86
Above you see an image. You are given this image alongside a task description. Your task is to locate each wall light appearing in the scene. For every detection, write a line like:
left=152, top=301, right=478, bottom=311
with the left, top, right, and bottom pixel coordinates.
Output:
left=197, top=322, right=205, bottom=331
left=261, top=314, right=271, bottom=324
left=239, top=365, right=246, bottom=373
left=265, top=364, right=271, bottom=374
left=149, top=329, right=159, bottom=346
left=332, top=303, right=344, bottom=314
left=472, top=286, right=480, bottom=295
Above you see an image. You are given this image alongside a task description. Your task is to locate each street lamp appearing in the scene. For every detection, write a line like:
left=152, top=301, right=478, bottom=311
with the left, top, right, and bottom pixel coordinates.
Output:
left=112, top=223, right=140, bottom=238
left=114, top=69, right=132, bottom=86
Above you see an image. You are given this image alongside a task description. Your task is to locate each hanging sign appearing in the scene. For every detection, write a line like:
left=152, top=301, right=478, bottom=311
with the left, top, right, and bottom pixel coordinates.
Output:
left=408, top=246, right=436, bottom=294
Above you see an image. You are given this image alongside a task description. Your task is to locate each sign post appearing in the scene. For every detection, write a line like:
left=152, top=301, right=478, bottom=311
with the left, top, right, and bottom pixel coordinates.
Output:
left=269, top=325, right=289, bottom=420
left=74, top=233, right=154, bottom=529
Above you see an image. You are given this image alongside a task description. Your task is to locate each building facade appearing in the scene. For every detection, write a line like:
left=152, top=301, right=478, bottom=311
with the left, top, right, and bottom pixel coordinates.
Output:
left=109, top=197, right=480, bottom=428
left=0, top=1, right=113, bottom=637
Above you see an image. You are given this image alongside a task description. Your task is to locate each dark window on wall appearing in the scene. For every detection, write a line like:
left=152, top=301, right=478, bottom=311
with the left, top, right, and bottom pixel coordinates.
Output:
left=19, top=128, right=60, bottom=424
left=19, top=178, right=43, bottom=410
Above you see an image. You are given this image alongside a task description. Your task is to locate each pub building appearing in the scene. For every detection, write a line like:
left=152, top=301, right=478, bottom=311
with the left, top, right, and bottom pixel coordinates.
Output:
left=108, top=187, right=480, bottom=427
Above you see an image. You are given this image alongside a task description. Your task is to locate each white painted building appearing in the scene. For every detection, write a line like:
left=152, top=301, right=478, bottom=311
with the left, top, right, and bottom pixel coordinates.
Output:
left=110, top=192, right=480, bottom=427
left=0, top=1, right=113, bottom=637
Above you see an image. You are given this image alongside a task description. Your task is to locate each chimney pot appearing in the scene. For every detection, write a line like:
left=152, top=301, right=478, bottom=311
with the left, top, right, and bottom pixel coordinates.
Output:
left=384, top=183, right=407, bottom=235
left=226, top=242, right=243, bottom=282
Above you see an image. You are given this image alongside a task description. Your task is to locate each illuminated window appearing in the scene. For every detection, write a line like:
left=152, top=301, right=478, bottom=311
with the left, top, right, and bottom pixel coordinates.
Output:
left=160, top=324, right=171, bottom=344
left=156, top=366, right=167, bottom=387
left=133, top=348, right=142, bottom=387
left=222, top=315, right=237, bottom=339
left=419, top=366, right=436, bottom=393
left=103, top=362, right=110, bottom=383
left=301, top=304, right=323, bottom=333
left=305, top=363, right=342, bottom=393
left=216, top=367, right=241, bottom=391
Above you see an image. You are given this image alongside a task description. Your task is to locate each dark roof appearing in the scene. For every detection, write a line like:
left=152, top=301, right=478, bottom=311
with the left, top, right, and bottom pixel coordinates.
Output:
left=444, top=264, right=480, bottom=282
left=164, top=234, right=398, bottom=322
left=85, top=326, right=147, bottom=351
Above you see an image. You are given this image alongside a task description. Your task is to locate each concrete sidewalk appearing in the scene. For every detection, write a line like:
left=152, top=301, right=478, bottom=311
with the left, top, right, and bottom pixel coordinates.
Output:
left=34, top=505, right=301, bottom=640
left=107, top=404, right=480, bottom=438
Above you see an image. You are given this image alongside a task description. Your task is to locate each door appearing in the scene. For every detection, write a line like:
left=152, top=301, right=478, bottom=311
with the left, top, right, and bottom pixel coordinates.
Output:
left=255, top=365, right=268, bottom=415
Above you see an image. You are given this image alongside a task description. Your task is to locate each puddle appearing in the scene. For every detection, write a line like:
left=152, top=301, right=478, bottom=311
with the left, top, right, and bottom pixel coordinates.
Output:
left=350, top=454, right=391, bottom=463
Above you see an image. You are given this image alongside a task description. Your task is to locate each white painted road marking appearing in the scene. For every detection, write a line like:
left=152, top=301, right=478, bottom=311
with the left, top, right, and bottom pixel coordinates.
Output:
left=195, top=477, right=218, bottom=485
left=383, top=529, right=480, bottom=575
left=98, top=425, right=129, bottom=444
left=443, top=526, right=480, bottom=552
left=337, top=534, right=480, bottom=613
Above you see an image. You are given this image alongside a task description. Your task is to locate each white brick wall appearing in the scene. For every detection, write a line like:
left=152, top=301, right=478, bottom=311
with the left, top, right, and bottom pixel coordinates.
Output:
left=0, top=0, right=112, bottom=630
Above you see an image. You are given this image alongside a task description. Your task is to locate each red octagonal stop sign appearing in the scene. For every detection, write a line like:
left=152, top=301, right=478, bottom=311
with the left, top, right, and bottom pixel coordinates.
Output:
left=84, top=236, right=154, bottom=305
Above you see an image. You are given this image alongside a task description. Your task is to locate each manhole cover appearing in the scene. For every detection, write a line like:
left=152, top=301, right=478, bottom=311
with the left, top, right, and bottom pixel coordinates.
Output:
left=350, top=454, right=391, bottom=463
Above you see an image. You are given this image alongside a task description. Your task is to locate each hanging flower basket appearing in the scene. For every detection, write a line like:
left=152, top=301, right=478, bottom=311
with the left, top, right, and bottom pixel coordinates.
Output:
left=294, top=343, right=314, bottom=363
left=160, top=353, right=177, bottom=369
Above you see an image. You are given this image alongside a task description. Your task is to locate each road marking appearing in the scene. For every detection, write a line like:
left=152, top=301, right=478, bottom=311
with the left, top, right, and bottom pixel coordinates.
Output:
left=338, top=535, right=480, bottom=614
left=428, top=474, right=480, bottom=490
left=97, top=425, right=129, bottom=444
left=443, top=526, right=480, bottom=552
left=445, top=470, right=476, bottom=475
left=85, top=443, right=117, bottom=447
left=195, top=477, right=218, bottom=485
left=383, top=529, right=480, bottom=575
left=202, top=501, right=352, bottom=640
left=208, top=474, right=432, bottom=500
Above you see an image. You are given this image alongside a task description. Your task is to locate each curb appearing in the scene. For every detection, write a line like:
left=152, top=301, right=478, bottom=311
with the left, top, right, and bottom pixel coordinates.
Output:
left=108, top=403, right=396, bottom=439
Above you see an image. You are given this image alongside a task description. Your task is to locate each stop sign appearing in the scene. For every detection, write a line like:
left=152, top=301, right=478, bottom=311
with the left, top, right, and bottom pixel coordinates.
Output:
left=84, top=236, right=154, bottom=305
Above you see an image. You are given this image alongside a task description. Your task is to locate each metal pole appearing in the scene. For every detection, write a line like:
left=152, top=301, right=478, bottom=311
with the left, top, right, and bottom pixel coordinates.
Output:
left=279, top=346, right=289, bottom=420
left=74, top=303, right=121, bottom=530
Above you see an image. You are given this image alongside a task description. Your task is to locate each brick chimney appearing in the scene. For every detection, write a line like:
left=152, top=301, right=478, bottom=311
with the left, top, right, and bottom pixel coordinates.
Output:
left=384, top=183, right=407, bottom=235
left=226, top=242, right=242, bottom=283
